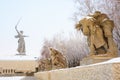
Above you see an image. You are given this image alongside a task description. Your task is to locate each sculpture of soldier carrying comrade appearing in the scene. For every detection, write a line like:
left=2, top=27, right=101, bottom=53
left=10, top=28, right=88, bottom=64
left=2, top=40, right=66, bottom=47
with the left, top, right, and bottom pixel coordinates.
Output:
left=75, top=11, right=117, bottom=57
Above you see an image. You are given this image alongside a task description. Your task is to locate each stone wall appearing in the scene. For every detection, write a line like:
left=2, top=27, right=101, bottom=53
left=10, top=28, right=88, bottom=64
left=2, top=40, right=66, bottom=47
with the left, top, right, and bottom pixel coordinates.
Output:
left=35, top=62, right=120, bottom=80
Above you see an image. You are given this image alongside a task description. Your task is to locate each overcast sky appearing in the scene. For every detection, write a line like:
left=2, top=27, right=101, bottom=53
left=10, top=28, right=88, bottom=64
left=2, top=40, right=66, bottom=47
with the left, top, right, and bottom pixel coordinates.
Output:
left=0, top=0, right=75, bottom=57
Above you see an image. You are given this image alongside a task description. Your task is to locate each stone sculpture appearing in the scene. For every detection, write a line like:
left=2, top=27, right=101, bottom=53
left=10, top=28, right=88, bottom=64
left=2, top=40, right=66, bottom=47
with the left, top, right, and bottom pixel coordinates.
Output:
left=91, top=11, right=118, bottom=56
left=76, top=16, right=107, bottom=56
left=75, top=11, right=117, bottom=57
left=38, top=58, right=52, bottom=71
left=15, top=24, right=28, bottom=55
left=49, top=47, right=67, bottom=69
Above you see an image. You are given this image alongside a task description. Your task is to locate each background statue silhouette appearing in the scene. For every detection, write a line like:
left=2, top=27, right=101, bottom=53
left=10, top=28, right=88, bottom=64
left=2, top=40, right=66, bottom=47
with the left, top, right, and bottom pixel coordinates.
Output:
left=15, top=19, right=28, bottom=55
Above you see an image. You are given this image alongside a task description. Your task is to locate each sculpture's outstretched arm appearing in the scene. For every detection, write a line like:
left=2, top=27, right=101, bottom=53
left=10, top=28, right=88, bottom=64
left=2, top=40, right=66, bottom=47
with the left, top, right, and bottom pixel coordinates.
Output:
left=23, top=35, right=29, bottom=37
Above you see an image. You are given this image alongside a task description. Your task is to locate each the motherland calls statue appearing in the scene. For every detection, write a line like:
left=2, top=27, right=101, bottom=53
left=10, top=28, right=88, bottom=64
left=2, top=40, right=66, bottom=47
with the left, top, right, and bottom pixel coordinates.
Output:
left=75, top=11, right=118, bottom=57
left=15, top=20, right=28, bottom=55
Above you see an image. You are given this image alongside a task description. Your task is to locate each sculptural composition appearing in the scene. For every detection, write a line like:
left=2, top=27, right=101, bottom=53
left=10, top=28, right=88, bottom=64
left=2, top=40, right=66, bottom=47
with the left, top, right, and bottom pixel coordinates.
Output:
left=49, top=47, right=67, bottom=69
left=91, top=11, right=117, bottom=56
left=38, top=58, right=52, bottom=71
left=15, top=24, right=28, bottom=55
left=75, top=11, right=117, bottom=57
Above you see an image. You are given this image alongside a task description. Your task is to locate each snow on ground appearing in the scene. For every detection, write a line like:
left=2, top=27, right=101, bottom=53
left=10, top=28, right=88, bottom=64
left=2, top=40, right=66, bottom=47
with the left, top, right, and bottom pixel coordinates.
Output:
left=103, top=57, right=120, bottom=63
left=0, top=55, right=38, bottom=60
left=94, top=57, right=120, bottom=65
left=69, top=57, right=120, bottom=69
left=0, top=76, right=36, bottom=80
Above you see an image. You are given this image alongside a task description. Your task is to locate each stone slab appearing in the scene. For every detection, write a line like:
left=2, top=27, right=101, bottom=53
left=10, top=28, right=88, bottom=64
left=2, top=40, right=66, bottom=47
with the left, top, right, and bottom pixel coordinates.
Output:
left=34, top=58, right=120, bottom=80
left=35, top=71, right=50, bottom=80
left=80, top=56, right=116, bottom=66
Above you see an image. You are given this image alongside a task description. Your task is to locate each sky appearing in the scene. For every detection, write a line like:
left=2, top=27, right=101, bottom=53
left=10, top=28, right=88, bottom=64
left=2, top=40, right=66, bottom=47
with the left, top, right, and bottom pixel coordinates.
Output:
left=0, top=0, right=76, bottom=57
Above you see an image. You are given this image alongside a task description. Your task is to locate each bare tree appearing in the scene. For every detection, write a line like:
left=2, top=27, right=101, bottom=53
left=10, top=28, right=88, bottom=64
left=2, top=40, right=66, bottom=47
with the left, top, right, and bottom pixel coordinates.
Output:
left=40, top=32, right=89, bottom=67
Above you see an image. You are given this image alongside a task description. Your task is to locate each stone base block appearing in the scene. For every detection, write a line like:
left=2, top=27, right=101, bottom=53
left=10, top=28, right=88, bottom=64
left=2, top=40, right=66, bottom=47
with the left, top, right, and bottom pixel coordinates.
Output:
left=34, top=58, right=120, bottom=80
left=80, top=56, right=116, bottom=66
left=35, top=71, right=50, bottom=80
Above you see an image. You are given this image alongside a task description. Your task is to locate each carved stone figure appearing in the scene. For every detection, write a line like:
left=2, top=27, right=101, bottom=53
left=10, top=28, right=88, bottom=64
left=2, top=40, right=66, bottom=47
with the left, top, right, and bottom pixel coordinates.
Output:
left=76, top=16, right=108, bottom=56
left=15, top=26, right=28, bottom=55
left=76, top=11, right=118, bottom=57
left=91, top=11, right=118, bottom=56
left=49, top=47, right=67, bottom=69
left=38, top=58, right=52, bottom=71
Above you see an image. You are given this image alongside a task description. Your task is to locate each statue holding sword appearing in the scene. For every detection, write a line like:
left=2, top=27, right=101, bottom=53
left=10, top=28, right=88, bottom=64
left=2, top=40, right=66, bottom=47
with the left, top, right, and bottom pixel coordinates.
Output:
left=15, top=18, right=28, bottom=55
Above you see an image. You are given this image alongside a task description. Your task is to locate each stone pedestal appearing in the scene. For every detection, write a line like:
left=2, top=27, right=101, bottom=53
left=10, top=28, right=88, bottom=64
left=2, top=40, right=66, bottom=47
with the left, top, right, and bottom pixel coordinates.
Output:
left=80, top=55, right=116, bottom=66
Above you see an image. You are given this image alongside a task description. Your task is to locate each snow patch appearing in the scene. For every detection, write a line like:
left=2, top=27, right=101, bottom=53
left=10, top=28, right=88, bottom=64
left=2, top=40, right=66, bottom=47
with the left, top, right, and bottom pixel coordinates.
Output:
left=0, top=55, right=38, bottom=60
left=0, top=76, right=36, bottom=80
